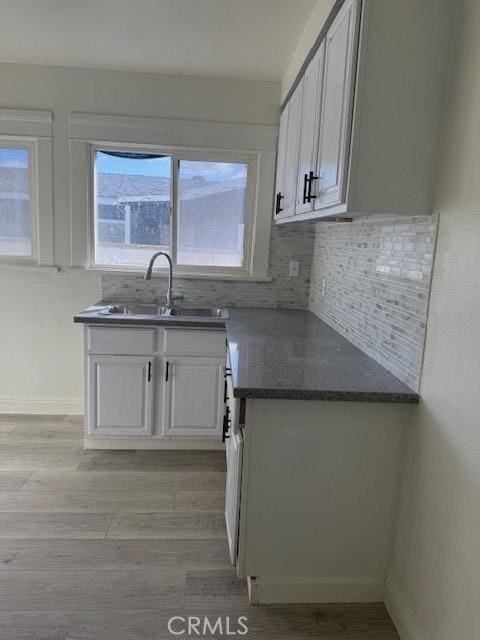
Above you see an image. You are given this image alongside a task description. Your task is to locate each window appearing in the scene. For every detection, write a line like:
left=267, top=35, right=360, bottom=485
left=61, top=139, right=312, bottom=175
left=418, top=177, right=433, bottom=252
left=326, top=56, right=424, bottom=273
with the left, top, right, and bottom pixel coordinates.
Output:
left=93, top=150, right=171, bottom=268
left=177, top=160, right=247, bottom=268
left=0, top=143, right=35, bottom=259
left=92, top=147, right=252, bottom=274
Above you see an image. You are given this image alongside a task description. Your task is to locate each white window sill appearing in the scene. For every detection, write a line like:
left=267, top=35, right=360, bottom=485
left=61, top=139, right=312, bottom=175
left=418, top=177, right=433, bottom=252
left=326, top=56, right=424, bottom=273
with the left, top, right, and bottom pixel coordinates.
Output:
left=86, top=266, right=272, bottom=283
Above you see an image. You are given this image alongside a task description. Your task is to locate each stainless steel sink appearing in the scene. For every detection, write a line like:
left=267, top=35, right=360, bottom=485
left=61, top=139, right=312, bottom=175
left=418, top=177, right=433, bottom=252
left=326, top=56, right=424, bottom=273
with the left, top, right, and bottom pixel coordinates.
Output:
left=98, top=303, right=228, bottom=319
left=99, top=303, right=170, bottom=316
left=169, top=307, right=228, bottom=318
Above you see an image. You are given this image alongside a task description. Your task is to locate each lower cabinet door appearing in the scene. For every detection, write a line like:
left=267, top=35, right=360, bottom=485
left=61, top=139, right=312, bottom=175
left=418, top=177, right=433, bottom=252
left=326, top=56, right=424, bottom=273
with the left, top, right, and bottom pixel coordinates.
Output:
left=163, top=356, right=224, bottom=438
left=225, top=429, right=244, bottom=566
left=88, top=355, right=154, bottom=436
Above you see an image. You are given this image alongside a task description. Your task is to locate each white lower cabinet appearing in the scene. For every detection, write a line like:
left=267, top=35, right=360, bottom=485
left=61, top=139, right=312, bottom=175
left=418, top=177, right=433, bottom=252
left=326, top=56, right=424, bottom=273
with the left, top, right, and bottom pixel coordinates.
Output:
left=163, top=356, right=225, bottom=438
left=84, top=325, right=226, bottom=443
left=87, top=354, right=154, bottom=436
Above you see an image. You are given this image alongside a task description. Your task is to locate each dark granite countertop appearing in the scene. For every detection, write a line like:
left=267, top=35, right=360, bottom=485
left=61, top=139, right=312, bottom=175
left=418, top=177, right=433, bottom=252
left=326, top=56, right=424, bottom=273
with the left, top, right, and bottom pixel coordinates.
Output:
left=225, top=307, right=419, bottom=403
left=74, top=303, right=418, bottom=403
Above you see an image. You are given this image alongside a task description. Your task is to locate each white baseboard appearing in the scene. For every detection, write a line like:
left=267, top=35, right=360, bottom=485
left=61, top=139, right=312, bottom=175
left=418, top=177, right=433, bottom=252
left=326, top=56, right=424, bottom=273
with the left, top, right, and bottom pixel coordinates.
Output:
left=253, top=577, right=384, bottom=604
left=384, top=574, right=426, bottom=640
left=84, top=436, right=225, bottom=450
left=0, top=398, right=83, bottom=415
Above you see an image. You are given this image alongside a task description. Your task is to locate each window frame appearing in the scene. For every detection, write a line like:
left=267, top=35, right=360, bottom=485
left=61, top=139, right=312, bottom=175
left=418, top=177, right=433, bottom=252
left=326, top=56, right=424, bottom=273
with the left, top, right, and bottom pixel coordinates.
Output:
left=0, top=137, right=39, bottom=265
left=89, top=142, right=259, bottom=278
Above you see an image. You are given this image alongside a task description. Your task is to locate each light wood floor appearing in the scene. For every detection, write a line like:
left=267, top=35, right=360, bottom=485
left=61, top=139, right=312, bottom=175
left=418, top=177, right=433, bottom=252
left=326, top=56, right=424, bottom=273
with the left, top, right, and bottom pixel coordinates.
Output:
left=0, top=415, right=400, bottom=639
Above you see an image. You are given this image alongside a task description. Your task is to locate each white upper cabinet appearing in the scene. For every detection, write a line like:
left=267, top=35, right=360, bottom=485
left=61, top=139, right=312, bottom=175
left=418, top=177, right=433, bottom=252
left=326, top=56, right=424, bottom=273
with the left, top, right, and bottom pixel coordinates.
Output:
left=275, top=0, right=453, bottom=223
left=274, top=107, right=288, bottom=218
left=280, top=83, right=303, bottom=218
left=295, top=43, right=325, bottom=216
left=314, top=0, right=358, bottom=211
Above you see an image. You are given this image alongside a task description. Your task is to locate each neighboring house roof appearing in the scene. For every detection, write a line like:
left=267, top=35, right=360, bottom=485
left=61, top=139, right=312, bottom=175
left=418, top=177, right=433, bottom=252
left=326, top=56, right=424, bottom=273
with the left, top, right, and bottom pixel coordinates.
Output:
left=0, top=167, right=245, bottom=202
left=97, top=172, right=171, bottom=198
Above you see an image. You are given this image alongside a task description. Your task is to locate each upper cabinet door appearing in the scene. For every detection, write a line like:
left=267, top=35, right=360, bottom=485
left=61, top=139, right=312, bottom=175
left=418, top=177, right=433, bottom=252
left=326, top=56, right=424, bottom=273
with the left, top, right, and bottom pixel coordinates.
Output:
left=281, top=83, right=303, bottom=217
left=314, top=0, right=359, bottom=211
left=273, top=106, right=289, bottom=219
left=295, top=43, right=325, bottom=216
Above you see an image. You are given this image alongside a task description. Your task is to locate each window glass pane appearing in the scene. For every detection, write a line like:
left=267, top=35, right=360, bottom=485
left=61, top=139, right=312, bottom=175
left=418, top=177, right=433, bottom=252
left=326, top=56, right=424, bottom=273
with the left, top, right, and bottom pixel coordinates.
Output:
left=177, top=160, right=247, bottom=267
left=94, top=150, right=171, bottom=267
left=0, top=147, right=32, bottom=257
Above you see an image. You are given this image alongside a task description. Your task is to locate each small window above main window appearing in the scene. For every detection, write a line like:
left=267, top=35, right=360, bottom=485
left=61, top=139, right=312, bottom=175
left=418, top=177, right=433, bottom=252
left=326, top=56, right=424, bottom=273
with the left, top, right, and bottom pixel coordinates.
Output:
left=0, top=143, right=36, bottom=260
left=91, top=146, right=254, bottom=276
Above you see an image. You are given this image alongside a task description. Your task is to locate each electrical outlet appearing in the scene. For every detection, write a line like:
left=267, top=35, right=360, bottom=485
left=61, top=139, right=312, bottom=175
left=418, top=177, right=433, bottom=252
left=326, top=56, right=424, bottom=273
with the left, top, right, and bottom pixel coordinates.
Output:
left=289, top=261, right=300, bottom=277
left=321, top=278, right=327, bottom=297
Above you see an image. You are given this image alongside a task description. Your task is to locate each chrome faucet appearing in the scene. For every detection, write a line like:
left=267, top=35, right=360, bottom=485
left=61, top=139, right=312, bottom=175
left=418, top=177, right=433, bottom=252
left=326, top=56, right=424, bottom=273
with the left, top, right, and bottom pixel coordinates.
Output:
left=144, top=251, right=173, bottom=308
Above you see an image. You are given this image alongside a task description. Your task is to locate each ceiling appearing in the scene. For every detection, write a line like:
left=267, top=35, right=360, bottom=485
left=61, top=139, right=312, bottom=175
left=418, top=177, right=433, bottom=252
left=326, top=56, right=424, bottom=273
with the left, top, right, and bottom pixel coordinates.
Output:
left=0, top=0, right=317, bottom=81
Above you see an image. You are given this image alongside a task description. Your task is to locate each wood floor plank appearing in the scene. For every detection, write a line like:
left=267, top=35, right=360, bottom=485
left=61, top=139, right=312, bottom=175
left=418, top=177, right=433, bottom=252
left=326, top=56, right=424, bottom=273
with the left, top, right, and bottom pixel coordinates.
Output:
left=0, top=513, right=112, bottom=539
left=6, top=419, right=83, bottom=441
left=0, top=489, right=175, bottom=513
left=0, top=539, right=231, bottom=571
left=0, top=415, right=64, bottom=428
left=0, top=570, right=185, bottom=610
left=0, top=424, right=16, bottom=438
left=185, top=569, right=249, bottom=607
left=0, top=442, right=83, bottom=471
left=60, top=415, right=84, bottom=428
left=175, top=471, right=227, bottom=491
left=175, top=491, right=225, bottom=513
left=0, top=470, right=31, bottom=491
left=0, top=604, right=400, bottom=640
left=78, top=449, right=226, bottom=472
left=108, top=513, right=227, bottom=539
left=23, top=470, right=176, bottom=493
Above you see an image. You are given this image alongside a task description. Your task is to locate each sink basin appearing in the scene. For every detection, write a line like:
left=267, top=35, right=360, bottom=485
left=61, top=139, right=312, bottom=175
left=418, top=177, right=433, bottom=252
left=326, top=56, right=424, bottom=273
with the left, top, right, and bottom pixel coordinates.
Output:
left=169, top=307, right=228, bottom=318
left=99, top=303, right=170, bottom=316
left=97, top=303, right=228, bottom=319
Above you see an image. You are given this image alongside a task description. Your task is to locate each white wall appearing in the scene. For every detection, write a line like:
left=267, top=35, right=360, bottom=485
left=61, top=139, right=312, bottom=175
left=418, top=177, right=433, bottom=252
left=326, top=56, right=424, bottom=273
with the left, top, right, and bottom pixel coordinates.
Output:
left=0, top=267, right=100, bottom=414
left=281, top=0, right=336, bottom=100
left=386, top=1, right=480, bottom=638
left=0, top=63, right=280, bottom=414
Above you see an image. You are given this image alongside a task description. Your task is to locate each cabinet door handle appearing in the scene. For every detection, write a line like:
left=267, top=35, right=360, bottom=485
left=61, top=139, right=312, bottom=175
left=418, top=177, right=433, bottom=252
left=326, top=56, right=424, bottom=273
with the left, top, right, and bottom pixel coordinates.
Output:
left=222, top=408, right=231, bottom=442
left=165, top=361, right=169, bottom=382
left=275, top=192, right=284, bottom=215
left=147, top=360, right=152, bottom=382
left=307, top=171, right=318, bottom=202
left=302, top=173, right=309, bottom=204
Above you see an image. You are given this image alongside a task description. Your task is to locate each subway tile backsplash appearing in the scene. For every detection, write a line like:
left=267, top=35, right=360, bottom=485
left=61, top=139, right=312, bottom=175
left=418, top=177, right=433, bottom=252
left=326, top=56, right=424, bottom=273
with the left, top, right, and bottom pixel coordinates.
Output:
left=102, top=222, right=315, bottom=309
left=308, top=215, right=438, bottom=391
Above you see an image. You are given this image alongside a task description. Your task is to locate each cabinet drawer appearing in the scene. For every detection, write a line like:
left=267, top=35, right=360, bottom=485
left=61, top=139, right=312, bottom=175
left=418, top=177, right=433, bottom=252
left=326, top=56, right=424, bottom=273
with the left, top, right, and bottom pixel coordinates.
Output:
left=163, top=329, right=226, bottom=357
left=88, top=327, right=156, bottom=355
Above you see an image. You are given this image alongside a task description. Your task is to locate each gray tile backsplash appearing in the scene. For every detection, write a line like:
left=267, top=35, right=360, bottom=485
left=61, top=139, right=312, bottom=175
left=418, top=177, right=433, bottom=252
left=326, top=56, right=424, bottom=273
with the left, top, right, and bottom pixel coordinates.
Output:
left=101, top=212, right=436, bottom=391
left=102, top=222, right=315, bottom=309
left=308, top=215, right=438, bottom=391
